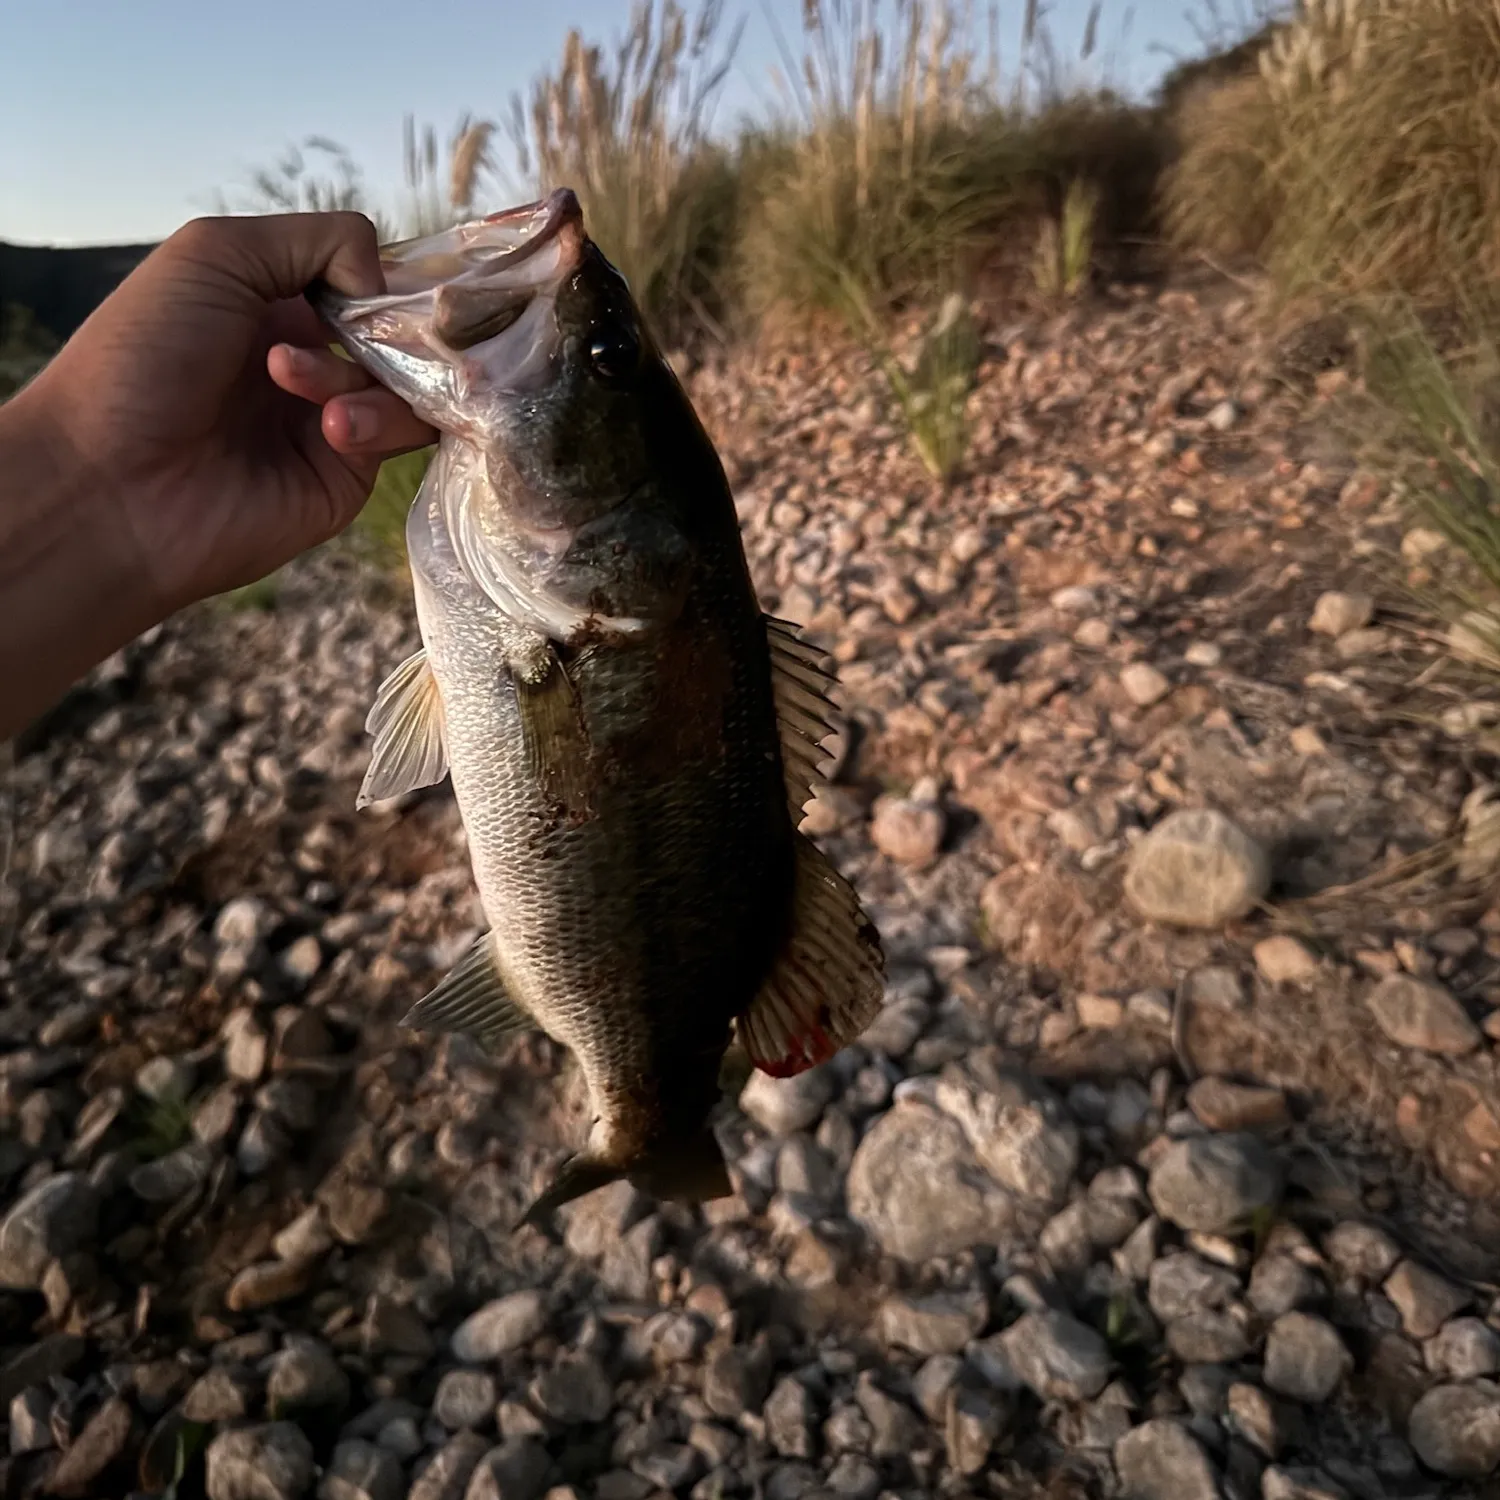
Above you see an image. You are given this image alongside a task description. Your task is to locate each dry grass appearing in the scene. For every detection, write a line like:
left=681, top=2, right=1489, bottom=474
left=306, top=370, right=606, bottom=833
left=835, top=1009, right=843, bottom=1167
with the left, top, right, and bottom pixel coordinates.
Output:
left=1164, top=0, right=1500, bottom=305
left=506, top=0, right=743, bottom=339
left=1031, top=176, right=1097, bottom=299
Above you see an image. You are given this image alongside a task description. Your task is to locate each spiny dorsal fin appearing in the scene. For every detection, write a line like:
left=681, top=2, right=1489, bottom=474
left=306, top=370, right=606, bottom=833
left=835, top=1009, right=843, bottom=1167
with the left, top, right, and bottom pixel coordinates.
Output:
left=358, top=647, right=449, bottom=811
left=736, top=831, right=885, bottom=1078
left=765, top=615, right=842, bottom=820
left=401, top=932, right=533, bottom=1053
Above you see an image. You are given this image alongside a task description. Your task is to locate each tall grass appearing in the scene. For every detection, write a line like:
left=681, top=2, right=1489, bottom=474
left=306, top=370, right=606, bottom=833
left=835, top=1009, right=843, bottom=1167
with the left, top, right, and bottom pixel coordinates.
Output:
left=506, top=0, right=744, bottom=338
left=1164, top=0, right=1500, bottom=306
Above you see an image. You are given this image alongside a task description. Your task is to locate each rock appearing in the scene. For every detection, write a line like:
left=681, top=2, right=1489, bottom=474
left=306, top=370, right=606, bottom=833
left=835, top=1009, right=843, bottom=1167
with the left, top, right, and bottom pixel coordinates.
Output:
left=1260, top=1467, right=1350, bottom=1500
left=870, top=795, right=945, bottom=868
left=826, top=1453, right=881, bottom=1500
left=1407, top=1382, right=1500, bottom=1479
left=528, top=1355, right=612, bottom=1424
left=1366, top=975, right=1480, bottom=1055
left=1124, top=809, right=1270, bottom=928
left=1121, top=663, right=1171, bottom=707
left=1426, top=1317, right=1500, bottom=1379
left=1206, top=399, right=1241, bottom=432
left=1148, top=1254, right=1240, bottom=1322
left=703, top=1346, right=771, bottom=1419
left=1226, top=1382, right=1281, bottom=1459
left=846, top=1103, right=1011, bottom=1260
left=318, top=1439, right=403, bottom=1500
left=451, top=1291, right=548, bottom=1361
left=1051, top=585, right=1099, bottom=613
left=266, top=1335, right=350, bottom=1418
left=273, top=1206, right=334, bottom=1264
left=944, top=1386, right=1009, bottom=1475
left=1247, top=1255, right=1324, bottom=1319
left=1323, top=1221, right=1400, bottom=1283
left=1166, top=1311, right=1250, bottom=1364
left=1253, top=936, right=1318, bottom=985
left=765, top=1376, right=817, bottom=1458
left=1000, top=1310, right=1111, bottom=1402
left=856, top=1373, right=923, bottom=1454
left=1186, top=1078, right=1290, bottom=1132
left=464, top=1437, right=549, bottom=1500
left=131, top=1142, right=214, bottom=1202
left=1148, top=1133, right=1282, bottom=1233
left=408, top=1433, right=490, bottom=1500
left=206, top=1422, right=316, bottom=1500
left=1383, top=1260, right=1470, bottom=1338
left=434, top=1370, right=498, bottom=1430
left=1113, top=1419, right=1220, bottom=1500
left=10, top=1386, right=51, bottom=1453
left=183, top=1365, right=260, bottom=1423
left=47, top=1394, right=135, bottom=1496
left=878, top=1289, right=988, bottom=1355
left=968, top=1101, right=1079, bottom=1205
left=0, top=1173, right=99, bottom=1289
left=222, top=1008, right=269, bottom=1082
left=1179, top=1365, right=1235, bottom=1417
left=135, top=1054, right=195, bottom=1103
left=740, top=1068, right=835, bottom=1135
left=1308, top=592, right=1373, bottom=638
left=323, top=1179, right=389, bottom=1245
left=227, top=1259, right=316, bottom=1312
left=1263, top=1313, right=1352, bottom=1403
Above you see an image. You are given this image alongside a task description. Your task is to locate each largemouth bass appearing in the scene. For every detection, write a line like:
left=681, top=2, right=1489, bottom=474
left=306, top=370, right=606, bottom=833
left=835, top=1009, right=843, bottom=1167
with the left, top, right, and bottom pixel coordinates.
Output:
left=314, top=189, right=884, bottom=1225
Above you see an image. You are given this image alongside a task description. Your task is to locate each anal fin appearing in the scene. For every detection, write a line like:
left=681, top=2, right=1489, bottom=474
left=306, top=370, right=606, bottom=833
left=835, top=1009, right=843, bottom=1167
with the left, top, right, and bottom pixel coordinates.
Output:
left=358, top=647, right=449, bottom=810
left=737, top=832, right=885, bottom=1078
left=401, top=932, right=533, bottom=1054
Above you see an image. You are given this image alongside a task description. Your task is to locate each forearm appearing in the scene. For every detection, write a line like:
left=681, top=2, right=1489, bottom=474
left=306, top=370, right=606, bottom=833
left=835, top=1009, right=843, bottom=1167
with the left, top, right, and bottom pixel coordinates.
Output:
left=0, top=385, right=166, bottom=742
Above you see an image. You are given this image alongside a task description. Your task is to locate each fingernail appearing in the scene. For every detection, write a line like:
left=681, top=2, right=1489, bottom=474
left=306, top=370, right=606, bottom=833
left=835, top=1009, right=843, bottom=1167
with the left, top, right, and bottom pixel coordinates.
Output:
left=275, top=343, right=308, bottom=371
left=343, top=399, right=377, bottom=445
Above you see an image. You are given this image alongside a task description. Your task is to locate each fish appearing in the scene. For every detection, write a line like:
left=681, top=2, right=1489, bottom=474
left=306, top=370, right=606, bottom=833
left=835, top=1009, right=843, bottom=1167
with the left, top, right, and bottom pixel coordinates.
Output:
left=312, top=188, right=885, bottom=1226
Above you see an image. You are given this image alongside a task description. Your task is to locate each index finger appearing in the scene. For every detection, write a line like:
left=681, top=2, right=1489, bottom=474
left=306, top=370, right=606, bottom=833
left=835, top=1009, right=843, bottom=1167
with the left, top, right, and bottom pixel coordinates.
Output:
left=166, top=211, right=387, bottom=305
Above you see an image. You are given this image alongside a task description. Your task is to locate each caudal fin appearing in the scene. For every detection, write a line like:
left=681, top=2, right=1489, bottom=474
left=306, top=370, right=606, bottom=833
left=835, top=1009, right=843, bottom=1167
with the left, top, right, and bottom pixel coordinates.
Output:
left=514, top=1128, right=734, bottom=1234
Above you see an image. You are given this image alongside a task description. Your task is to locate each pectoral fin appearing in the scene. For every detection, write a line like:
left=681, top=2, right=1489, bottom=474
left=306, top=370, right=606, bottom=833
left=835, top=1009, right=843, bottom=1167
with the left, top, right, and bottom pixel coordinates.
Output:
left=766, top=615, right=843, bottom=820
left=512, top=645, right=595, bottom=823
left=401, top=932, right=533, bottom=1053
left=737, top=831, right=885, bottom=1078
left=358, top=648, right=449, bottom=810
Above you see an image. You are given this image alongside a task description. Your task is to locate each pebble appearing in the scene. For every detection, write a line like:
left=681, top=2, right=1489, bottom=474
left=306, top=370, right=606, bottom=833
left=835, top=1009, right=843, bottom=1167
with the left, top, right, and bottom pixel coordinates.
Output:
left=740, top=1068, right=835, bottom=1135
left=1308, top=592, right=1373, bottom=637
left=450, top=1291, right=548, bottom=1362
left=1248, top=1254, right=1324, bottom=1319
left=48, top=1395, right=136, bottom=1495
left=1407, top=1381, right=1500, bottom=1478
left=1113, top=1418, right=1220, bottom=1500
left=206, top=1422, right=315, bottom=1500
left=222, top=1007, right=269, bottom=1082
left=1185, top=1077, right=1290, bottom=1132
left=1426, top=1317, right=1500, bottom=1379
left=184, top=1365, right=259, bottom=1423
left=878, top=1288, right=988, bottom=1355
left=407, top=1432, right=490, bottom=1500
left=1124, top=808, right=1271, bottom=928
left=1226, top=1382, right=1281, bottom=1459
left=135, top=1054, right=196, bottom=1103
left=1000, top=1309, right=1111, bottom=1402
left=1165, top=1311, right=1250, bottom=1364
left=869, top=793, right=946, bottom=868
left=433, top=1369, right=497, bottom=1430
left=9, top=1386, right=51, bottom=1453
left=464, top=1437, right=549, bottom=1500
left=0, top=1172, right=99, bottom=1289
left=703, top=1346, right=771, bottom=1420
left=1383, top=1259, right=1470, bottom=1338
left=1323, top=1221, right=1401, bottom=1283
left=226, top=1258, right=316, bottom=1312
left=1147, top=1132, right=1282, bottom=1233
left=273, top=1205, right=335, bottom=1264
left=1365, top=974, right=1480, bottom=1054
left=266, top=1334, right=350, bottom=1417
left=528, top=1354, right=613, bottom=1424
left=1263, top=1312, right=1352, bottom=1403
left=1253, top=935, right=1318, bottom=984
left=318, top=1438, right=404, bottom=1500
left=1120, top=662, right=1171, bottom=707
left=944, top=1386, right=1009, bottom=1475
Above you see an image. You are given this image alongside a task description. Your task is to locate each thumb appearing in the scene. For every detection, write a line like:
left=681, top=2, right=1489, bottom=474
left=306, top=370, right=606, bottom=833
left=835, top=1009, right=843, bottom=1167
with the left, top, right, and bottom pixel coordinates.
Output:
left=165, top=211, right=387, bottom=304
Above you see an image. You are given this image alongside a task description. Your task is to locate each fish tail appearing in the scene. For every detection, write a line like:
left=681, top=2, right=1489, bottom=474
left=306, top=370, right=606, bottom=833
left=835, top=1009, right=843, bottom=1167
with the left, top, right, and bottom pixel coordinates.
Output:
left=515, top=1128, right=734, bottom=1233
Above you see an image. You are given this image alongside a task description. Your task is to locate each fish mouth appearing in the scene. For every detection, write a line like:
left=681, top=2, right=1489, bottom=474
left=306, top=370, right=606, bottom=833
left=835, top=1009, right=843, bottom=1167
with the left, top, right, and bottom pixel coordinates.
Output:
left=311, top=187, right=588, bottom=415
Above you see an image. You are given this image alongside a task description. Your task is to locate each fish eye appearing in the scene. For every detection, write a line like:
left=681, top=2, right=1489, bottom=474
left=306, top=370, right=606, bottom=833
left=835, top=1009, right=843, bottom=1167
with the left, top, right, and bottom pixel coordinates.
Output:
left=588, top=324, right=641, bottom=386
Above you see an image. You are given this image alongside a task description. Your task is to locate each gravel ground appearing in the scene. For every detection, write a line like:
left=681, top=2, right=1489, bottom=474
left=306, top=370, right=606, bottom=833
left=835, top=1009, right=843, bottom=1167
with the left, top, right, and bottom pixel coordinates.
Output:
left=7, top=269, right=1500, bottom=1498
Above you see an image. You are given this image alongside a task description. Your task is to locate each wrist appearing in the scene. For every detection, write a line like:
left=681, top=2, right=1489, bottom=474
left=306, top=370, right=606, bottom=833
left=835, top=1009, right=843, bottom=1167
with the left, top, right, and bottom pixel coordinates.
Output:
left=0, top=379, right=167, bottom=741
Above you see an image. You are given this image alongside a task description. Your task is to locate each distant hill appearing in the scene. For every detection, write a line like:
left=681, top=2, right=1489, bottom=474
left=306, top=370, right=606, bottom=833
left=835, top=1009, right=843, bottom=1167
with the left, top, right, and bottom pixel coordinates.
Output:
left=0, top=239, right=157, bottom=345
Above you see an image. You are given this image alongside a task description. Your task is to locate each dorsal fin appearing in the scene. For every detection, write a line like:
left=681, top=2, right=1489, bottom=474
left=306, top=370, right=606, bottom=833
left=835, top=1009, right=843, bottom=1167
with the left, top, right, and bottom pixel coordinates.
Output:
left=736, top=832, right=885, bottom=1078
left=358, top=647, right=449, bottom=810
left=401, top=932, right=534, bottom=1053
left=765, top=615, right=842, bottom=820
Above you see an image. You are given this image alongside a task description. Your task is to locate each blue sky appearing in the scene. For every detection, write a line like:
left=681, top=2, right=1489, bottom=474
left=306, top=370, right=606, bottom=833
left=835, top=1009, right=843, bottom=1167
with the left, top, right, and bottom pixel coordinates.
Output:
left=3, top=0, right=1218, bottom=247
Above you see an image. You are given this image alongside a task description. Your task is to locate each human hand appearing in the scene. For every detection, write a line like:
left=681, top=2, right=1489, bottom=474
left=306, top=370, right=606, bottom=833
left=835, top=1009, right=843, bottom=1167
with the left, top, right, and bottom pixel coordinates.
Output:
left=23, top=211, right=436, bottom=614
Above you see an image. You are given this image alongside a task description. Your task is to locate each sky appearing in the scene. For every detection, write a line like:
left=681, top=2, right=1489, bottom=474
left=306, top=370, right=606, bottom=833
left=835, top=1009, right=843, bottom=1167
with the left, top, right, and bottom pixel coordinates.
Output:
left=2, top=0, right=1220, bottom=248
